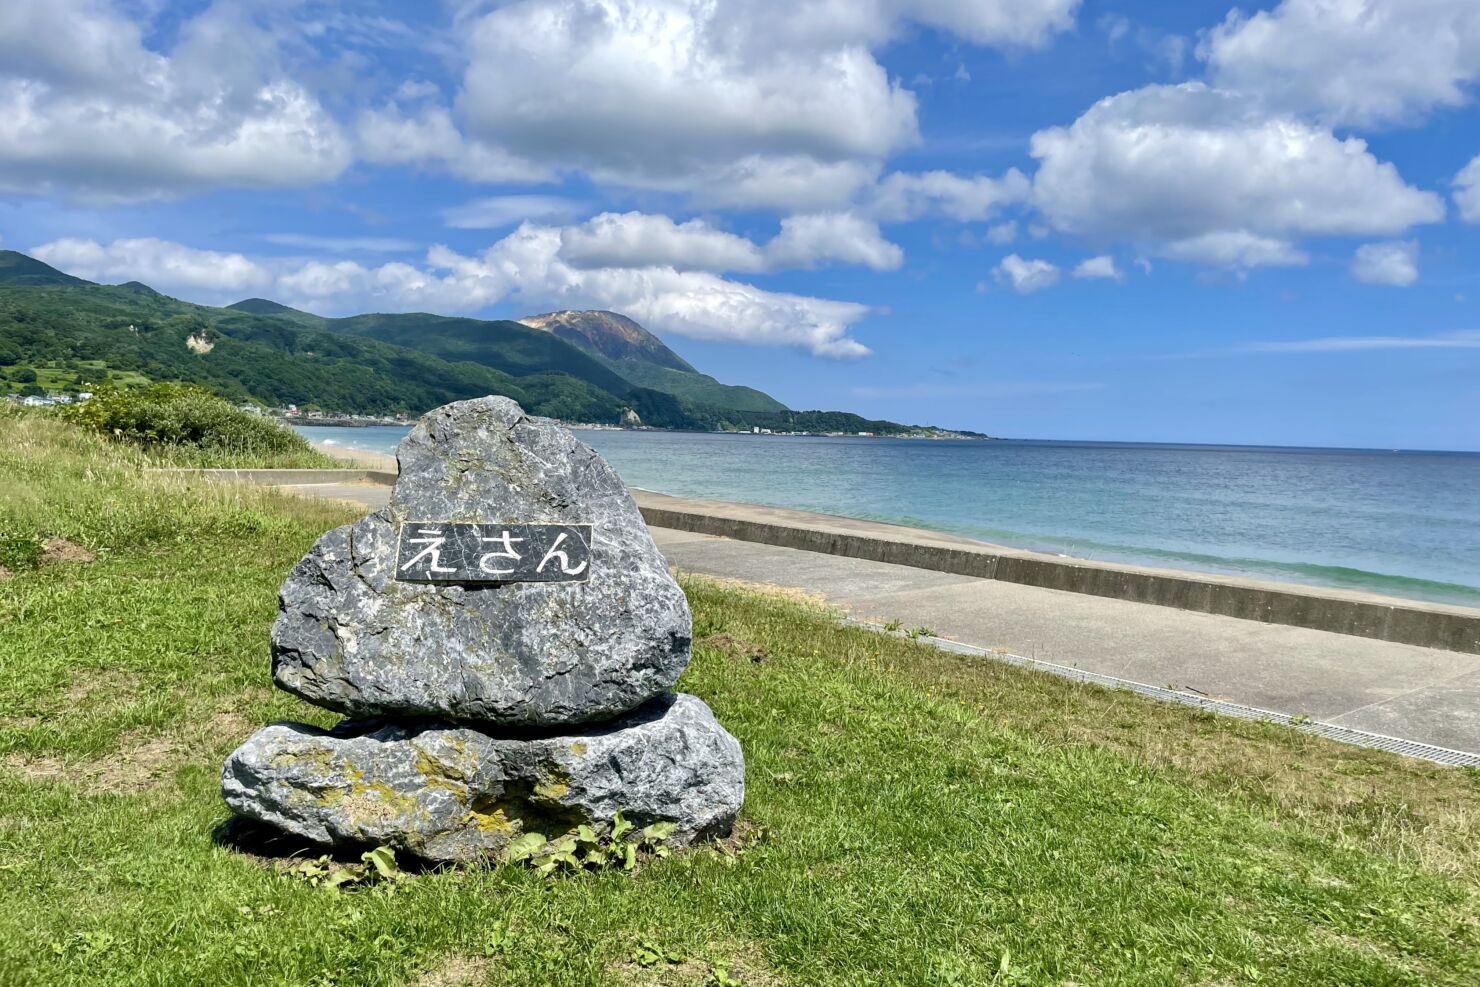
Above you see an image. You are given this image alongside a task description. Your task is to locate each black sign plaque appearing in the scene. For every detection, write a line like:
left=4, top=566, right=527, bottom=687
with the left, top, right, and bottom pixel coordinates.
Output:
left=394, top=522, right=593, bottom=584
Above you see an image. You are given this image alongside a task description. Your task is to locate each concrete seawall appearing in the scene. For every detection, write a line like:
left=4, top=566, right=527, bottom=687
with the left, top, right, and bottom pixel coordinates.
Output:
left=159, top=466, right=1480, bottom=656
left=632, top=490, right=1480, bottom=656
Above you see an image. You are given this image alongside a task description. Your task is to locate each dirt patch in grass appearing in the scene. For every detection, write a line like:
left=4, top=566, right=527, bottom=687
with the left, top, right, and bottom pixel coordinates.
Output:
left=1, top=730, right=179, bottom=794
left=412, top=954, right=493, bottom=987
left=699, top=632, right=768, bottom=664
left=708, top=819, right=766, bottom=858
left=41, top=538, right=95, bottom=565
left=612, top=943, right=784, bottom=987
left=63, top=667, right=143, bottom=705
left=1, top=754, right=67, bottom=784
left=0, top=714, right=42, bottom=728
left=206, top=709, right=254, bottom=744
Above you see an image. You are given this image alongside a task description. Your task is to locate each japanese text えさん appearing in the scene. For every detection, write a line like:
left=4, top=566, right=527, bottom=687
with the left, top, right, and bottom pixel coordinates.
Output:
left=395, top=522, right=592, bottom=583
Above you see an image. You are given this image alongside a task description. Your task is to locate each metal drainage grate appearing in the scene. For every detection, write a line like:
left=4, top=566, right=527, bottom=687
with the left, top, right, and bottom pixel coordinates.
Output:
left=845, top=618, right=1480, bottom=769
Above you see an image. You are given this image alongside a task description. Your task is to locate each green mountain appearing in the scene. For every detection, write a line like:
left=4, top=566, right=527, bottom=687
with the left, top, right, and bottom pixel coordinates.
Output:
left=227, top=297, right=328, bottom=330
left=287, top=304, right=788, bottom=415
left=518, top=310, right=788, bottom=414
left=0, top=280, right=636, bottom=421
left=1, top=250, right=981, bottom=436
left=319, top=312, right=638, bottom=396
left=0, top=250, right=90, bottom=287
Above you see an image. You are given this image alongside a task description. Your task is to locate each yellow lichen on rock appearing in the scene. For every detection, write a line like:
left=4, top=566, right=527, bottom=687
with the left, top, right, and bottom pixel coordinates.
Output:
left=533, top=771, right=570, bottom=801
left=321, top=778, right=427, bottom=829
left=465, top=798, right=518, bottom=838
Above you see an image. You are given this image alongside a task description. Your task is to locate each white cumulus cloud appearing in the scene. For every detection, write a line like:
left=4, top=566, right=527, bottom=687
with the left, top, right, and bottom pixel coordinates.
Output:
left=986, top=222, right=1018, bottom=245
left=560, top=213, right=766, bottom=273
left=456, top=0, right=915, bottom=208
left=1160, top=232, right=1309, bottom=269
left=1072, top=255, right=1122, bottom=280
left=765, top=213, right=904, bottom=271
left=452, top=0, right=1077, bottom=209
left=1201, top=0, right=1480, bottom=128
left=866, top=169, right=1031, bottom=222
left=1350, top=240, right=1419, bottom=286
left=0, top=0, right=1085, bottom=216
left=994, top=254, right=1060, bottom=293
left=554, top=211, right=903, bottom=273
left=354, top=103, right=550, bottom=184
left=32, top=237, right=272, bottom=295
left=1029, top=83, right=1445, bottom=267
left=1457, top=154, right=1480, bottom=223
left=0, top=1, right=352, bottom=201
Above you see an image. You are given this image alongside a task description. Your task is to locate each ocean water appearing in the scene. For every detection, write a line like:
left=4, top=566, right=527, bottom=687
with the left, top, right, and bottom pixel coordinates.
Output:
left=297, top=424, right=1480, bottom=609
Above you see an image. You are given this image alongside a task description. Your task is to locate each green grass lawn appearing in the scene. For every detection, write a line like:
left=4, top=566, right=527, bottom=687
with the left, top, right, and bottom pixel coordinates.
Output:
left=2, top=415, right=1479, bottom=986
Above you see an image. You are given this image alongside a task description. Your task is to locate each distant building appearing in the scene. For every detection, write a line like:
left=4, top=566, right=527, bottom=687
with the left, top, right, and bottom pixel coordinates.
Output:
left=22, top=395, right=49, bottom=407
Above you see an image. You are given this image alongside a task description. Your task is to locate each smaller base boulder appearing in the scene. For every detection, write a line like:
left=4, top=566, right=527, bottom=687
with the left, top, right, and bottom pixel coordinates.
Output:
left=221, top=693, right=743, bottom=864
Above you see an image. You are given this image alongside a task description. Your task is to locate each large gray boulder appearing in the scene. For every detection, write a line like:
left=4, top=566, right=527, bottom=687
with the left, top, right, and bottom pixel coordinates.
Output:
left=271, top=397, right=691, bottom=726
left=221, top=693, right=744, bottom=863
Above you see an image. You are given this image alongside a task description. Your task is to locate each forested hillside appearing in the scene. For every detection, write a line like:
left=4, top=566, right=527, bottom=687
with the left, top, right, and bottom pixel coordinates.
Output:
left=0, top=250, right=977, bottom=435
left=0, top=281, right=634, bottom=421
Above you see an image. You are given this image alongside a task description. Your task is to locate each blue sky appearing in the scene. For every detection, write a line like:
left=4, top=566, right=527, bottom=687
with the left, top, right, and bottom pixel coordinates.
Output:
left=2, top=1, right=1478, bottom=449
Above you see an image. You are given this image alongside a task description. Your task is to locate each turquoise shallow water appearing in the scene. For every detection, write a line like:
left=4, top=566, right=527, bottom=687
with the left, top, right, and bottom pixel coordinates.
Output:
left=297, top=424, right=1480, bottom=609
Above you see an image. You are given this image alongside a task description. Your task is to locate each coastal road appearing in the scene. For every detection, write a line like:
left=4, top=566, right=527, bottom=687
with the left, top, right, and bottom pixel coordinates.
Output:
left=272, top=474, right=1480, bottom=757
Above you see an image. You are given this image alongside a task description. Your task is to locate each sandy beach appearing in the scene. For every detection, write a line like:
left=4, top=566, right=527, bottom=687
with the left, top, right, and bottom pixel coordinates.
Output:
left=314, top=441, right=399, bottom=472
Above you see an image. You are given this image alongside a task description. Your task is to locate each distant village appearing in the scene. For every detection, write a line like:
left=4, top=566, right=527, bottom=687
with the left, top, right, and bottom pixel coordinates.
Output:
left=6, top=393, right=981, bottom=440
left=6, top=390, right=93, bottom=408
left=276, top=404, right=967, bottom=438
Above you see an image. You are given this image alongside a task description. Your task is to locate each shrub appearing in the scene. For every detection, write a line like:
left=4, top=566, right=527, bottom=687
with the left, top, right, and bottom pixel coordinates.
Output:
left=60, top=383, right=317, bottom=460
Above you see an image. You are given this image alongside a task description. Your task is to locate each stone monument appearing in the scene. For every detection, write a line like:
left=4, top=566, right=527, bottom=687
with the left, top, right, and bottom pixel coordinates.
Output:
left=221, top=397, right=744, bottom=863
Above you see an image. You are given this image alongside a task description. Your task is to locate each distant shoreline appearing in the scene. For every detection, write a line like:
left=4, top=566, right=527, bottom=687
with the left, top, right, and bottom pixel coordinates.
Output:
left=289, top=418, right=989, bottom=440
left=312, top=441, right=399, bottom=472
left=299, top=426, right=1480, bottom=610
left=299, top=439, right=1480, bottom=655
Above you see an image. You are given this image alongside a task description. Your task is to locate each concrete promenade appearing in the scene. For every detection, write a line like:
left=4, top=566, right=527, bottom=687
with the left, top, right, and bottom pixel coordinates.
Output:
left=256, top=459, right=1480, bottom=756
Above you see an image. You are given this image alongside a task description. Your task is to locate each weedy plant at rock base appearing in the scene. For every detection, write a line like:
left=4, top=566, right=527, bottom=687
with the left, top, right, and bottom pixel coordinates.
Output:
left=2, top=417, right=1480, bottom=986
left=286, top=846, right=405, bottom=891
left=501, top=812, right=679, bottom=877
left=281, top=815, right=685, bottom=894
